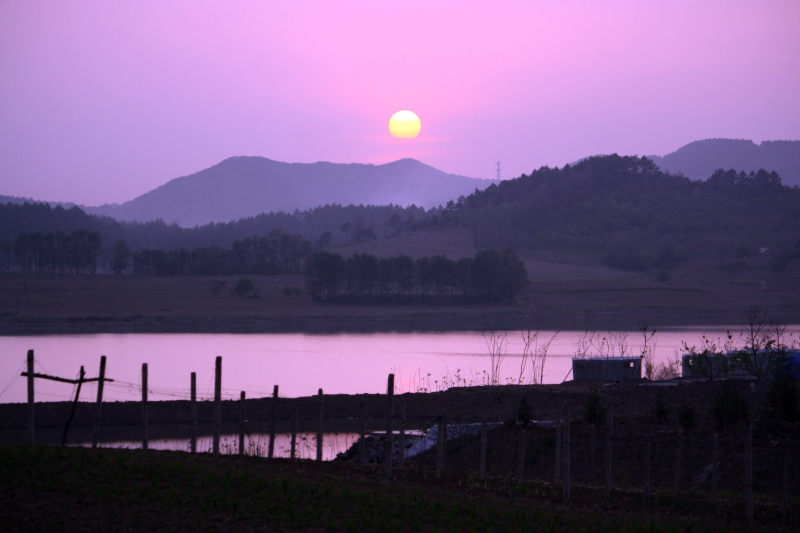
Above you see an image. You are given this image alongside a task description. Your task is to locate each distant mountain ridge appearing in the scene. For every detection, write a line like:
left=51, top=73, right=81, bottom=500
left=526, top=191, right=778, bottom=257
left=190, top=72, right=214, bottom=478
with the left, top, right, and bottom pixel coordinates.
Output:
left=85, top=157, right=491, bottom=226
left=648, top=139, right=800, bottom=186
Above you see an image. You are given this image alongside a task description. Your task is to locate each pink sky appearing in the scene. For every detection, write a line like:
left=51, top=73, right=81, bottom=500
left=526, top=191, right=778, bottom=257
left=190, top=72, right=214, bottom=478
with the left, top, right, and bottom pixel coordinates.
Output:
left=1, top=1, right=799, bottom=206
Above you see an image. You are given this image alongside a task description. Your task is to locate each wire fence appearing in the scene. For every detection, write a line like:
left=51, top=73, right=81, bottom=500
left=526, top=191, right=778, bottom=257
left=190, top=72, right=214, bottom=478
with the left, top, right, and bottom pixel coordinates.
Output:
left=3, top=352, right=800, bottom=525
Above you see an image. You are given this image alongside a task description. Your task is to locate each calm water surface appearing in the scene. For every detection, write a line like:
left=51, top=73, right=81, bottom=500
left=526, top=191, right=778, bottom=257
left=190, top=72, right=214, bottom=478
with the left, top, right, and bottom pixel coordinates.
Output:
left=2, top=327, right=798, bottom=404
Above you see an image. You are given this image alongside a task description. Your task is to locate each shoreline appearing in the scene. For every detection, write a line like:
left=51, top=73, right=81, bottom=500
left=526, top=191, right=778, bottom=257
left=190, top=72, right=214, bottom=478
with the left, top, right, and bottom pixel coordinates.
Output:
left=2, top=309, right=787, bottom=336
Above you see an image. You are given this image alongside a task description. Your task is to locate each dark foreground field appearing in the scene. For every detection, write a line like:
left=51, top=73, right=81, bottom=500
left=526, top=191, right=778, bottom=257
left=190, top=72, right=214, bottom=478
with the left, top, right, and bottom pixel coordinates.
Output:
left=0, top=445, right=793, bottom=533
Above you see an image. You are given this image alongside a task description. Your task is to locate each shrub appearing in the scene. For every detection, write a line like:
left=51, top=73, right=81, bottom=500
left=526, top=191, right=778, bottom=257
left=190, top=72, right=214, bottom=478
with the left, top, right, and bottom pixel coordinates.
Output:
left=677, top=404, right=696, bottom=431
left=281, top=285, right=304, bottom=297
left=712, top=380, right=749, bottom=430
left=652, top=389, right=669, bottom=423
left=233, top=276, right=256, bottom=297
left=584, top=389, right=606, bottom=426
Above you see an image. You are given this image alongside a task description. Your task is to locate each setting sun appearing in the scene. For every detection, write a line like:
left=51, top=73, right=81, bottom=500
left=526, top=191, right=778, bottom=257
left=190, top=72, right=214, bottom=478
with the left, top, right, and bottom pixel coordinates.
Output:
left=388, top=110, right=421, bottom=138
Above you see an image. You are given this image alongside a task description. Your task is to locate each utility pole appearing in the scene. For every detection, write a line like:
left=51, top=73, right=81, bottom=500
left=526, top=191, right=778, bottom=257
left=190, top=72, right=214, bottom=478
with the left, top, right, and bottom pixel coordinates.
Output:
left=496, top=158, right=501, bottom=181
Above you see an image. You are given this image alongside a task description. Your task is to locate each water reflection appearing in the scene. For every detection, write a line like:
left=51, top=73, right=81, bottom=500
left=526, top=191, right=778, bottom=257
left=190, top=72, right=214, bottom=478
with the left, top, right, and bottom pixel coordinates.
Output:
left=82, top=432, right=359, bottom=462
left=1, top=327, right=797, bottom=404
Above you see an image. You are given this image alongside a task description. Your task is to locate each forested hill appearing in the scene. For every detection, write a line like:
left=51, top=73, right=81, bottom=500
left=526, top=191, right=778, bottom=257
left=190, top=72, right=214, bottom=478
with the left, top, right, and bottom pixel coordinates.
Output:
left=0, top=201, right=438, bottom=254
left=86, top=156, right=489, bottom=226
left=445, top=154, right=800, bottom=271
left=648, top=139, right=800, bottom=187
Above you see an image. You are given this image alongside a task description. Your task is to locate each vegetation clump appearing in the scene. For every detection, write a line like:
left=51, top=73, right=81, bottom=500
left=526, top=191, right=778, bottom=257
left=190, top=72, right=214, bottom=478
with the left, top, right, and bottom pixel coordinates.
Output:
left=233, top=276, right=256, bottom=298
left=303, top=248, right=529, bottom=304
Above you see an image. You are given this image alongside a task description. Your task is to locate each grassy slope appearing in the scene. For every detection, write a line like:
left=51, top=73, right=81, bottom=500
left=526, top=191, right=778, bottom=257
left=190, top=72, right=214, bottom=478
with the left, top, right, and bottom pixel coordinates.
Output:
left=2, top=227, right=799, bottom=334
left=0, top=445, right=788, bottom=533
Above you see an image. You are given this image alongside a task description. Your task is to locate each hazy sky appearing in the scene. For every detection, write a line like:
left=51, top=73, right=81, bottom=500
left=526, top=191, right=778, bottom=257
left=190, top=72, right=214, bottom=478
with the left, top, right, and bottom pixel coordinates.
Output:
left=1, top=1, right=799, bottom=206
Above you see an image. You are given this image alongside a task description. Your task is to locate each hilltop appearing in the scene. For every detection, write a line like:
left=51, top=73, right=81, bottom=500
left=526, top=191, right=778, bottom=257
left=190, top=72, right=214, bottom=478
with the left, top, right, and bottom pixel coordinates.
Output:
left=84, top=157, right=491, bottom=226
left=649, top=139, right=800, bottom=186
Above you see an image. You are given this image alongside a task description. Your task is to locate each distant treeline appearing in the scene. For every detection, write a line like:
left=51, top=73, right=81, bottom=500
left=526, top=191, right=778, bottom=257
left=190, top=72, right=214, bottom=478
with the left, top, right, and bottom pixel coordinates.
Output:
left=130, top=232, right=312, bottom=276
left=303, top=249, right=528, bottom=304
left=0, top=230, right=102, bottom=274
left=0, top=201, right=440, bottom=272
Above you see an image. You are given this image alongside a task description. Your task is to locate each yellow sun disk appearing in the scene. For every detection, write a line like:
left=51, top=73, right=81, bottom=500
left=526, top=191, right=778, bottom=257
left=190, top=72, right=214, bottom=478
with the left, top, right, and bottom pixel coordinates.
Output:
left=388, top=110, right=421, bottom=138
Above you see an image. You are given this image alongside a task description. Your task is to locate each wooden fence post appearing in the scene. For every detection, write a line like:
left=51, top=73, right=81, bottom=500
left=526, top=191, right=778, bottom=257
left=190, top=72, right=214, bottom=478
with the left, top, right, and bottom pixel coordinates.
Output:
left=645, top=432, right=651, bottom=501
left=316, top=388, right=323, bottom=462
left=674, top=428, right=683, bottom=497
left=590, top=423, right=597, bottom=484
left=386, top=374, right=394, bottom=478
left=605, top=404, right=613, bottom=501
left=239, top=391, right=246, bottom=456
left=435, top=415, right=446, bottom=479
left=479, top=420, right=487, bottom=481
left=359, top=401, right=366, bottom=464
left=92, top=355, right=106, bottom=448
left=782, top=447, right=789, bottom=521
left=712, top=432, right=719, bottom=498
left=745, top=422, right=754, bottom=524
left=62, top=366, right=85, bottom=446
left=190, top=372, right=197, bottom=454
left=517, top=425, right=526, bottom=481
left=398, top=397, right=406, bottom=469
left=268, top=385, right=278, bottom=459
left=27, top=350, right=34, bottom=445
left=142, top=363, right=148, bottom=451
left=213, top=356, right=221, bottom=457
left=290, top=408, right=298, bottom=460
left=554, top=414, right=562, bottom=483
left=563, top=406, right=571, bottom=501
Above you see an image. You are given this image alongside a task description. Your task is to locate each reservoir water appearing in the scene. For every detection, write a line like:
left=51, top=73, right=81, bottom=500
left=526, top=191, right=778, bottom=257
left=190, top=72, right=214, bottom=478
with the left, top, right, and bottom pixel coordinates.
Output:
left=3, top=326, right=798, bottom=404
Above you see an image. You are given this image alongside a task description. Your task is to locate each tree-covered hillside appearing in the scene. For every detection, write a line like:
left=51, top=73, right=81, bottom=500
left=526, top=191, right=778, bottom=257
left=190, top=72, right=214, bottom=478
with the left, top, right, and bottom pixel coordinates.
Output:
left=442, top=155, right=800, bottom=272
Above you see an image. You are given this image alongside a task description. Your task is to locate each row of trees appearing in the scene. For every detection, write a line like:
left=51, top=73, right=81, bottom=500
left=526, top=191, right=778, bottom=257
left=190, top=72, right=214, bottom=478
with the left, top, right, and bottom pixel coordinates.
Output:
left=304, top=248, right=529, bottom=304
left=0, top=230, right=102, bottom=274
left=130, top=231, right=313, bottom=276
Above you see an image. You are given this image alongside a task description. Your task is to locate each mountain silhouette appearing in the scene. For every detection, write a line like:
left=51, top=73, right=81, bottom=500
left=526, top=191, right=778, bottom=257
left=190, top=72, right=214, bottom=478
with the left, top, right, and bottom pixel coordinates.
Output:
left=648, top=139, right=800, bottom=186
left=86, top=157, right=491, bottom=226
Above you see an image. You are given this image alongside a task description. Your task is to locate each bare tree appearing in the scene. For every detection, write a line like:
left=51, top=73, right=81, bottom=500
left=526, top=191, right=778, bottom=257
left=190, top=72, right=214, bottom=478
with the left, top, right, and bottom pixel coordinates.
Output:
left=483, top=329, right=508, bottom=386
left=639, top=321, right=658, bottom=380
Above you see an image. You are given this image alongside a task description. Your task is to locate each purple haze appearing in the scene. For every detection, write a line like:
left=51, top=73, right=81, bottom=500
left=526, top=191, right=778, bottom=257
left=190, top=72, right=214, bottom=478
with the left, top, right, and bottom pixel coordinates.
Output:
left=1, top=1, right=799, bottom=206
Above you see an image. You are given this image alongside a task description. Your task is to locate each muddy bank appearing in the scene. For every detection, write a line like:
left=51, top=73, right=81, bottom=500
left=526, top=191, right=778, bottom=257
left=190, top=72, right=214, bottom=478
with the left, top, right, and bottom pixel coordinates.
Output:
left=0, top=380, right=743, bottom=446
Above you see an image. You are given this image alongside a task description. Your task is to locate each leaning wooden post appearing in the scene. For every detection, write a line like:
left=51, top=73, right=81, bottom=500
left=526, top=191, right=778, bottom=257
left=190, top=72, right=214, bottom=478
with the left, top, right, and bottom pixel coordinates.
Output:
left=478, top=420, right=487, bottom=481
left=359, top=401, right=366, bottom=464
left=290, top=408, right=298, bottom=460
left=141, top=363, right=149, bottom=451
left=27, top=349, right=34, bottom=445
left=385, top=374, right=394, bottom=478
left=554, top=414, right=562, bottom=483
left=435, top=414, right=446, bottom=479
left=398, top=397, right=406, bottom=469
left=213, top=356, right=222, bottom=457
left=62, top=366, right=85, bottom=447
left=239, top=391, right=246, bottom=456
left=190, top=372, right=197, bottom=454
left=605, top=404, right=613, bottom=501
left=674, top=428, right=683, bottom=497
left=563, top=406, right=571, bottom=501
left=92, top=355, right=106, bottom=448
left=712, top=432, right=719, bottom=497
left=268, top=385, right=278, bottom=459
left=745, top=422, right=754, bottom=524
left=316, top=388, right=323, bottom=462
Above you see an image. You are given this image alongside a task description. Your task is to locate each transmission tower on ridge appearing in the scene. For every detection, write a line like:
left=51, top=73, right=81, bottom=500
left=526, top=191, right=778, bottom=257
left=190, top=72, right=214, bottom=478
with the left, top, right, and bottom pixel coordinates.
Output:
left=496, top=158, right=501, bottom=181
